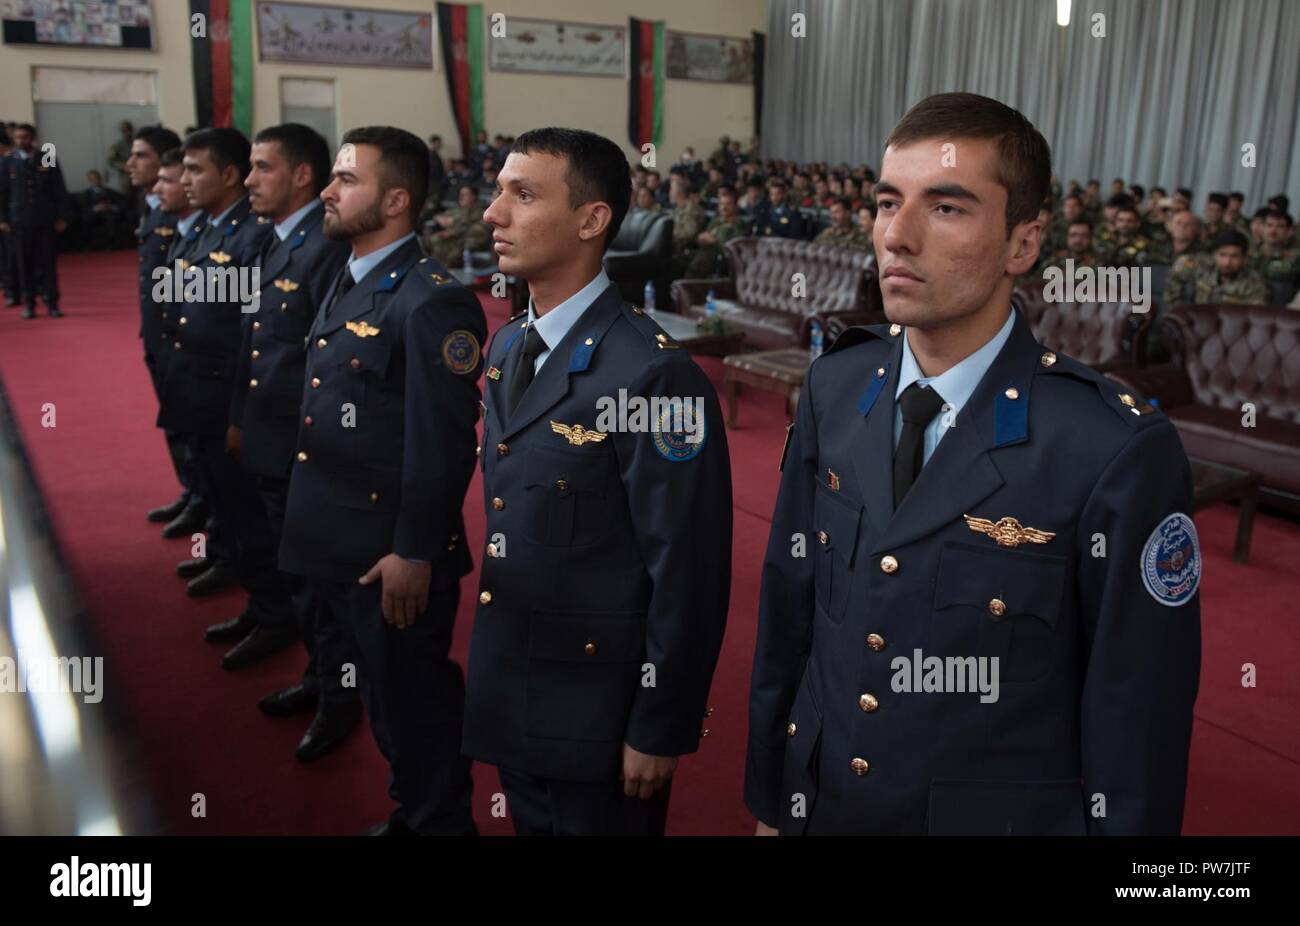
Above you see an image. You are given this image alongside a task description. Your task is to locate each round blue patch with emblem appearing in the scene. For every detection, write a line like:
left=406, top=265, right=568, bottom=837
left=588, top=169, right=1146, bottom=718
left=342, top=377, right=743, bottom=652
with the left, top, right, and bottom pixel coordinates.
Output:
left=652, top=402, right=706, bottom=462
left=441, top=330, right=480, bottom=375
left=1141, top=512, right=1201, bottom=607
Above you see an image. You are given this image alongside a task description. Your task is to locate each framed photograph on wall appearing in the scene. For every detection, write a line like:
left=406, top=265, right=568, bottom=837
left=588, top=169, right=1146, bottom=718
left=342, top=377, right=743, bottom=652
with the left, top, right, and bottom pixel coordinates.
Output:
left=257, top=0, right=434, bottom=69
left=1, top=0, right=154, bottom=49
left=666, top=30, right=753, bottom=84
left=488, top=17, right=625, bottom=78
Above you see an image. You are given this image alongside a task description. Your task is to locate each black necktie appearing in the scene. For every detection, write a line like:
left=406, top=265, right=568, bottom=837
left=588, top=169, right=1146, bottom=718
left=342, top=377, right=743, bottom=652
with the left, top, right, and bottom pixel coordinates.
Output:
left=894, top=382, right=946, bottom=509
left=326, top=267, right=355, bottom=318
left=507, top=325, right=548, bottom=418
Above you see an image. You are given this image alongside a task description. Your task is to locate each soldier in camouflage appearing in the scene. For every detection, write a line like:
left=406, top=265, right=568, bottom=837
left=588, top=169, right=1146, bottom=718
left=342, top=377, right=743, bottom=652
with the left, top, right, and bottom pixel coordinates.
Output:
left=1150, top=209, right=1206, bottom=265
left=1198, top=192, right=1229, bottom=247
left=1250, top=209, right=1300, bottom=294
left=813, top=197, right=871, bottom=251
left=1187, top=229, right=1272, bottom=305
left=680, top=185, right=750, bottom=278
left=1098, top=206, right=1157, bottom=267
left=424, top=183, right=490, bottom=267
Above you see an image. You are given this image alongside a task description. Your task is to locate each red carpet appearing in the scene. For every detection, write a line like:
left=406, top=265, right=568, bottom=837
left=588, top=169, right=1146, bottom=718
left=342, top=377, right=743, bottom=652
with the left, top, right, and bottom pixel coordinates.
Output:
left=1, top=249, right=1297, bottom=835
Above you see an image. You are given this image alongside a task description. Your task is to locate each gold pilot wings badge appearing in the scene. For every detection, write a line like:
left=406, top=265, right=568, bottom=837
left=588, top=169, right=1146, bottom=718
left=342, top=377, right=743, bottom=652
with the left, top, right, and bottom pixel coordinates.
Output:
left=963, top=514, right=1056, bottom=548
left=551, top=421, right=608, bottom=446
left=346, top=320, right=381, bottom=338
left=273, top=278, right=300, bottom=292
left=209, top=250, right=233, bottom=264
left=156, top=227, right=175, bottom=237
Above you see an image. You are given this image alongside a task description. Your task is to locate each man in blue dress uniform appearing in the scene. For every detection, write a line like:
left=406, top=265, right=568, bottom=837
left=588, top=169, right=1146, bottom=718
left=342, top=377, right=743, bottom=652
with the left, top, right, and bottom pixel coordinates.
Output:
left=462, top=128, right=733, bottom=835
left=746, top=93, right=1201, bottom=836
left=278, top=127, right=483, bottom=834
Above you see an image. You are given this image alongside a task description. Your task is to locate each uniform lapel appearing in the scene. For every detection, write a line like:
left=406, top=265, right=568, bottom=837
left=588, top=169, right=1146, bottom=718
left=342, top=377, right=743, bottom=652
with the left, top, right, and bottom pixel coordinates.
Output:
left=871, top=310, right=1041, bottom=555
left=499, top=283, right=624, bottom=440
left=849, top=334, right=904, bottom=536
left=486, top=316, right=529, bottom=429
left=261, top=204, right=322, bottom=284
left=310, top=237, right=421, bottom=339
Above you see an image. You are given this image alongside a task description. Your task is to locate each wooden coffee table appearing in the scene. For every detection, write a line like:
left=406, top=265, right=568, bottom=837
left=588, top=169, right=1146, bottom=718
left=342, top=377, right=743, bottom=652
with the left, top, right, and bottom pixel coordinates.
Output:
left=644, top=308, right=746, bottom=356
left=1189, top=459, right=1261, bottom=563
left=722, top=347, right=811, bottom=426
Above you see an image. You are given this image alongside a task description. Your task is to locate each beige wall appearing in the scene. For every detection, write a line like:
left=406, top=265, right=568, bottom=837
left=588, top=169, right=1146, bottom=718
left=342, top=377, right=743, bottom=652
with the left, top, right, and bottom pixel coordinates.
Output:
left=3, top=0, right=765, bottom=163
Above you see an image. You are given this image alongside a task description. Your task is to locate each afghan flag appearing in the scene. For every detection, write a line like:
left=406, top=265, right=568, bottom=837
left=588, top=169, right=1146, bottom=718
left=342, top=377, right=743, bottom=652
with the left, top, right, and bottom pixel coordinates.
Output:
left=628, top=18, right=664, bottom=151
left=438, top=2, right=484, bottom=160
left=189, top=0, right=253, bottom=136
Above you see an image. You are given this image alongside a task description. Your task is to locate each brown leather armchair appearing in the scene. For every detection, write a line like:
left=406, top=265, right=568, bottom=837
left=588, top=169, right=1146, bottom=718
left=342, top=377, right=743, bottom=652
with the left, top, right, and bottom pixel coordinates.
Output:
left=1107, top=304, right=1300, bottom=510
left=670, top=237, right=884, bottom=350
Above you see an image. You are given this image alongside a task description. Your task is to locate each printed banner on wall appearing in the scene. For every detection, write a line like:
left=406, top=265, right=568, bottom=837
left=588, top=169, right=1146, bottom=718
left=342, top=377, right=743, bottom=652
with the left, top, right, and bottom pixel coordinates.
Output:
left=1, top=0, right=154, bottom=48
left=489, top=17, right=624, bottom=77
left=256, top=0, right=433, bottom=69
left=666, top=30, right=753, bottom=84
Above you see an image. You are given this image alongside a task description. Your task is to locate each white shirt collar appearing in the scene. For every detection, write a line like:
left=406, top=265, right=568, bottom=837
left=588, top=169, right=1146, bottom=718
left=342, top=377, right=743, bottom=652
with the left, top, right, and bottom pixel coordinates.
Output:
left=145, top=193, right=161, bottom=210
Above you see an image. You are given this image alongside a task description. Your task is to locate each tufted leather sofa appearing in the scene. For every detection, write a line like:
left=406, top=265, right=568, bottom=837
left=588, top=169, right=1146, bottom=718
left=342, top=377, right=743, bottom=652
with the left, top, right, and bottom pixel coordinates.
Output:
left=1012, top=282, right=1150, bottom=372
left=670, top=237, right=884, bottom=350
left=1107, top=304, right=1300, bottom=509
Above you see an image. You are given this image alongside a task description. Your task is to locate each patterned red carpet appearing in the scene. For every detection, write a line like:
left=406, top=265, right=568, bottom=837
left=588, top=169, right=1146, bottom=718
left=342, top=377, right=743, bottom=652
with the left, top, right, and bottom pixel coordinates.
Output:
left=0, top=249, right=1295, bottom=834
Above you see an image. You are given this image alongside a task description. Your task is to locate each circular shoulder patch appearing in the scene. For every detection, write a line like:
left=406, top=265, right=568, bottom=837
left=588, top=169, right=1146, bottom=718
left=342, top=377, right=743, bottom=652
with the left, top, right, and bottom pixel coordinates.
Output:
left=652, top=401, right=706, bottom=462
left=1140, top=512, right=1201, bottom=607
left=441, top=330, right=481, bottom=375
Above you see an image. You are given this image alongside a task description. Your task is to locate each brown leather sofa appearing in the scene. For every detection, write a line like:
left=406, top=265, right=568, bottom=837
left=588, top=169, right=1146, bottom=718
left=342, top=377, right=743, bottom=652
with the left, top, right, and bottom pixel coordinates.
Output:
left=670, top=237, right=884, bottom=350
left=1107, top=304, right=1300, bottom=510
left=1012, top=282, right=1151, bottom=373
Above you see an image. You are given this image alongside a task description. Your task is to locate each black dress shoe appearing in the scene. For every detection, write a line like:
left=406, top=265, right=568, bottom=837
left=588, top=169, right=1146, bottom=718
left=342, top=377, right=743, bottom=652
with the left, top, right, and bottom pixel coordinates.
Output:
left=21, top=306, right=35, bottom=320
left=258, top=683, right=318, bottom=717
left=175, top=556, right=210, bottom=578
left=48, top=306, right=63, bottom=318
left=296, top=701, right=361, bottom=762
left=221, top=624, right=298, bottom=670
left=161, top=503, right=207, bottom=539
left=186, top=561, right=237, bottom=597
left=147, top=495, right=189, bottom=523
left=203, top=611, right=256, bottom=643
left=359, top=818, right=418, bottom=836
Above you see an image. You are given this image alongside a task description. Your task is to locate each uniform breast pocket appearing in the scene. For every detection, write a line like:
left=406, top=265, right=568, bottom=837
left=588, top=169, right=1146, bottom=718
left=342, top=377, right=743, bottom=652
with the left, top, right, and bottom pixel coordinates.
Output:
left=521, top=444, right=613, bottom=547
left=339, top=335, right=393, bottom=407
left=813, top=479, right=862, bottom=625
left=270, top=298, right=311, bottom=343
left=933, top=542, right=1067, bottom=683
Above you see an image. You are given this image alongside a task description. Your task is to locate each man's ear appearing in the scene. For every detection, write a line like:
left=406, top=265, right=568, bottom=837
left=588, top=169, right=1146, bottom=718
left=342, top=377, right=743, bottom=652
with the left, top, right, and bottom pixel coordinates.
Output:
left=385, top=187, right=411, bottom=221
left=222, top=163, right=243, bottom=191
left=578, top=201, right=613, bottom=244
left=1006, top=218, right=1042, bottom=277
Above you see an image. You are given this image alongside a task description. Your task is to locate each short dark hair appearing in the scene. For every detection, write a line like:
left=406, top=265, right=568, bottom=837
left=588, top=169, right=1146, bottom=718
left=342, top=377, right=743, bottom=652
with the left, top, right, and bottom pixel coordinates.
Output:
left=1063, top=193, right=1082, bottom=205
left=1228, top=191, right=1245, bottom=204
left=1116, top=206, right=1140, bottom=221
left=1129, top=184, right=1145, bottom=200
left=510, top=127, right=631, bottom=251
left=860, top=200, right=878, bottom=218
left=1151, top=186, right=1167, bottom=197
left=14, top=122, right=36, bottom=135
left=0, top=131, right=10, bottom=147
left=183, top=127, right=252, bottom=181
left=254, top=123, right=331, bottom=194
left=717, top=184, right=737, bottom=198
left=766, top=177, right=788, bottom=190
left=1106, top=193, right=1134, bottom=209
left=133, top=125, right=182, bottom=159
left=160, top=147, right=184, bottom=168
left=1212, top=228, right=1249, bottom=252
left=1068, top=219, right=1093, bottom=233
left=340, top=125, right=430, bottom=225
left=830, top=196, right=852, bottom=211
left=884, top=92, right=1051, bottom=236
left=1207, top=192, right=1229, bottom=208
left=1263, top=208, right=1293, bottom=227
left=1268, top=194, right=1290, bottom=213
left=457, top=183, right=477, bottom=197
left=1176, top=187, right=1193, bottom=200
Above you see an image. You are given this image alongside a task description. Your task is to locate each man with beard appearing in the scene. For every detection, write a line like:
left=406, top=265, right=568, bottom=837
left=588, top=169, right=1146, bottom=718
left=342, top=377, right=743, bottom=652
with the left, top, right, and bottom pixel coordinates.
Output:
left=278, top=126, right=484, bottom=834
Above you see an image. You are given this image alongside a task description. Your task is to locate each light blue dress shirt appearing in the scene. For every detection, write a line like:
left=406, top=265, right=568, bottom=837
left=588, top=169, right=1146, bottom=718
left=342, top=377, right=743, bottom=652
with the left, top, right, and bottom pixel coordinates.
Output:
left=347, top=232, right=416, bottom=284
left=176, top=210, right=202, bottom=237
left=275, top=199, right=320, bottom=241
left=525, top=268, right=612, bottom=373
left=145, top=193, right=161, bottom=211
left=893, top=308, right=1016, bottom=465
left=210, top=197, right=243, bottom=228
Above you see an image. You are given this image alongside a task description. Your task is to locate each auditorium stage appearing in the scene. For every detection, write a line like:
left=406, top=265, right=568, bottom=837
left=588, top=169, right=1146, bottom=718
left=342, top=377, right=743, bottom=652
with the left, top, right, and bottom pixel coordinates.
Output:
left=0, top=249, right=1296, bottom=835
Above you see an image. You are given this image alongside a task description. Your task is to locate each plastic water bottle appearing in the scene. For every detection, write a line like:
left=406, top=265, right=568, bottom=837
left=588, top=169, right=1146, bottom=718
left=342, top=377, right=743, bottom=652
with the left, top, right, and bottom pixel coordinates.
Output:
left=809, top=320, right=824, bottom=360
left=644, top=280, right=656, bottom=311
left=462, top=248, right=473, bottom=272
left=706, top=289, right=718, bottom=318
